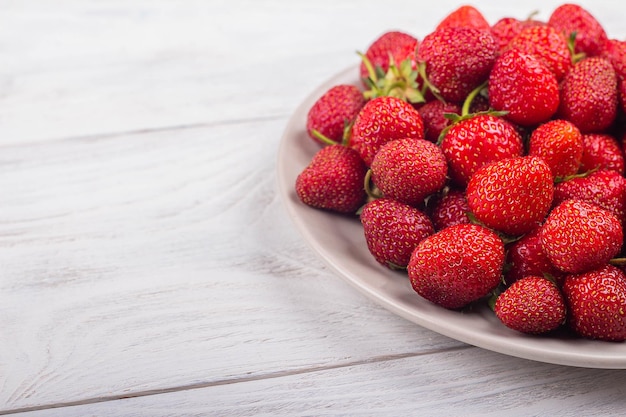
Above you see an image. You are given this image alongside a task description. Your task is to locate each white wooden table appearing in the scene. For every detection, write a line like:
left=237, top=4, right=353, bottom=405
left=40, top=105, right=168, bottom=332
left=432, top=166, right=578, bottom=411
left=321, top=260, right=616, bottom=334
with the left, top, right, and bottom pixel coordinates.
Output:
left=2, top=1, right=626, bottom=415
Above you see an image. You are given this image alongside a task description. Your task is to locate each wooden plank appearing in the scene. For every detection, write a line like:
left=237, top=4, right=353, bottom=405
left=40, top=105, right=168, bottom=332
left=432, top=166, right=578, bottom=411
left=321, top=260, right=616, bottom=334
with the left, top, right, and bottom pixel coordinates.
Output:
left=10, top=347, right=626, bottom=416
left=0, top=121, right=463, bottom=412
left=4, top=0, right=621, bottom=145
left=3, top=0, right=626, bottom=415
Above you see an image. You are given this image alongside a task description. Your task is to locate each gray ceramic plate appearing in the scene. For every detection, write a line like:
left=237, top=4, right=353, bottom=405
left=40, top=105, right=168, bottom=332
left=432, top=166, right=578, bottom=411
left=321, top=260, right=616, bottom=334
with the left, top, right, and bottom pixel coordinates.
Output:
left=277, top=65, right=626, bottom=369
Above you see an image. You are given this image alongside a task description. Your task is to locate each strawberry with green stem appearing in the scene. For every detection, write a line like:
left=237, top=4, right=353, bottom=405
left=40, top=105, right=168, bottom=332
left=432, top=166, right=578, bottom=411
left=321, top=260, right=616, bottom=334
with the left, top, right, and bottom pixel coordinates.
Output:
left=358, top=31, right=419, bottom=85
left=306, top=84, right=367, bottom=146
left=359, top=52, right=424, bottom=104
left=441, top=113, right=524, bottom=187
left=548, top=3, right=608, bottom=58
left=417, top=27, right=497, bottom=104
left=439, top=84, right=523, bottom=187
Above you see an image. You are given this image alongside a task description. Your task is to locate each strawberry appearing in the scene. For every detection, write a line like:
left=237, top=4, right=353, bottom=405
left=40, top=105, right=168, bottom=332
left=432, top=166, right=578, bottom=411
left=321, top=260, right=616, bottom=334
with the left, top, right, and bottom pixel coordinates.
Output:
left=306, top=84, right=366, bottom=146
left=548, top=3, right=608, bottom=58
left=505, top=25, right=572, bottom=80
left=488, top=48, right=560, bottom=126
left=435, top=5, right=491, bottom=31
left=360, top=198, right=434, bottom=269
left=417, top=27, right=497, bottom=103
left=579, top=133, right=625, bottom=175
left=466, top=156, right=554, bottom=236
left=505, top=227, right=562, bottom=286
left=553, top=170, right=626, bottom=225
left=528, top=119, right=583, bottom=178
left=295, top=145, right=367, bottom=214
left=601, top=38, right=626, bottom=78
left=408, top=223, right=505, bottom=310
left=601, top=39, right=626, bottom=114
left=349, top=96, right=424, bottom=166
left=359, top=31, right=419, bottom=82
left=441, top=114, right=523, bottom=187
left=540, top=199, right=623, bottom=274
left=370, top=138, right=447, bottom=207
left=417, top=100, right=461, bottom=143
left=562, top=265, right=626, bottom=341
left=494, top=276, right=566, bottom=335
left=427, top=188, right=471, bottom=231
left=491, top=17, right=545, bottom=52
left=558, top=57, right=618, bottom=133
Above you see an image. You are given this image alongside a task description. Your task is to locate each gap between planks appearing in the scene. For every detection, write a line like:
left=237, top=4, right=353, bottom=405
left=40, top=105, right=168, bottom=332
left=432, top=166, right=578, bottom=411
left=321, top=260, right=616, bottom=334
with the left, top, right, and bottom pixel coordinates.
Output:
left=0, top=114, right=289, bottom=150
left=0, top=345, right=471, bottom=415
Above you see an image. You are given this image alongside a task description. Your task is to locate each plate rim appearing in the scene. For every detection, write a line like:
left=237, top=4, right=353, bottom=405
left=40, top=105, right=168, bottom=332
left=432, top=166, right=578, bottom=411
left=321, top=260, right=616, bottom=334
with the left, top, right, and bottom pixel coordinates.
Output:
left=276, top=64, right=626, bottom=369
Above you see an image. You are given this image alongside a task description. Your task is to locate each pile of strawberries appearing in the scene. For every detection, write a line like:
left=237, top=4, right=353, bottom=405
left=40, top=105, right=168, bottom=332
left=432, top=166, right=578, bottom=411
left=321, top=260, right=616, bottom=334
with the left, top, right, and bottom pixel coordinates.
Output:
left=294, top=4, right=626, bottom=342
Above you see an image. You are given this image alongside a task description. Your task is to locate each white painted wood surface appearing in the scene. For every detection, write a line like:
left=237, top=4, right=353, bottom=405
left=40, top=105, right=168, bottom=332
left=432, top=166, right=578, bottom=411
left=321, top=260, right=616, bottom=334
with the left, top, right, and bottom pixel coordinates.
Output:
left=1, top=0, right=625, bottom=415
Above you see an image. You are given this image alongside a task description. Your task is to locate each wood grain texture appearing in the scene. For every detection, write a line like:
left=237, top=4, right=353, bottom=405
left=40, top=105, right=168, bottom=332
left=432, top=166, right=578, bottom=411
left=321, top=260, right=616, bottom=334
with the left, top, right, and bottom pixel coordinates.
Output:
left=15, top=348, right=626, bottom=417
left=2, top=0, right=621, bottom=144
left=2, top=0, right=626, bottom=415
left=0, top=121, right=463, bottom=412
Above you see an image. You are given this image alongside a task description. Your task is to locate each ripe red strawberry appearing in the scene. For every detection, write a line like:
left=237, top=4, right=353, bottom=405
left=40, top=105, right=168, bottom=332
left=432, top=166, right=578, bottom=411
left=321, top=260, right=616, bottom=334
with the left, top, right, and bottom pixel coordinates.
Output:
left=370, top=138, right=447, bottom=207
left=306, top=84, right=367, bottom=146
left=553, top=170, right=626, bottom=225
left=417, top=27, right=497, bottom=103
left=505, top=25, right=572, bottom=80
left=488, top=49, right=560, bottom=126
left=435, top=5, right=491, bottom=31
left=295, top=145, right=367, bottom=213
left=558, top=57, right=618, bottom=133
left=466, top=156, right=554, bottom=236
left=408, top=223, right=505, bottom=310
left=505, top=227, right=562, bottom=285
left=427, top=188, right=471, bottom=231
left=540, top=199, right=623, bottom=274
left=601, top=39, right=626, bottom=113
left=417, top=100, right=461, bottom=143
left=548, top=3, right=608, bottom=57
left=495, top=276, right=566, bottom=335
left=441, top=114, right=523, bottom=187
left=361, top=198, right=434, bottom=269
left=601, top=38, right=626, bottom=78
left=528, top=119, right=583, bottom=178
left=491, top=17, right=545, bottom=51
left=562, top=265, right=626, bottom=341
left=349, top=96, right=424, bottom=166
left=601, top=39, right=626, bottom=114
left=359, top=31, right=419, bottom=82
left=579, top=133, right=625, bottom=175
